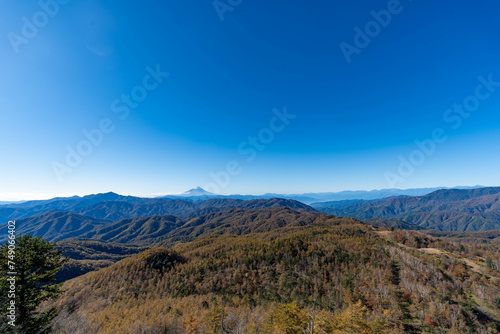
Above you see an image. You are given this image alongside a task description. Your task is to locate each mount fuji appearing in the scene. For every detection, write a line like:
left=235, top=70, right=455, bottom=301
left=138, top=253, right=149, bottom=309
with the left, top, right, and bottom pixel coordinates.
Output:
left=179, top=187, right=215, bottom=197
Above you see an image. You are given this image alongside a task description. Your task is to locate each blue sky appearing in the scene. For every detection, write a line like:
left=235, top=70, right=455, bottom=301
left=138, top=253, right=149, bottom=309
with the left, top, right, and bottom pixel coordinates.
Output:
left=1, top=0, right=500, bottom=200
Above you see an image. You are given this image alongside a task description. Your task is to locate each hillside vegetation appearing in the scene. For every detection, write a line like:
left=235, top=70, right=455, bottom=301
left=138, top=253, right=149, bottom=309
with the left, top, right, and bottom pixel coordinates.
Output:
left=54, top=240, right=149, bottom=282
left=315, top=187, right=500, bottom=231
left=0, top=212, right=109, bottom=243
left=43, top=210, right=500, bottom=334
left=423, top=230, right=500, bottom=247
left=75, top=208, right=355, bottom=247
left=4, top=207, right=323, bottom=246
left=0, top=195, right=316, bottom=224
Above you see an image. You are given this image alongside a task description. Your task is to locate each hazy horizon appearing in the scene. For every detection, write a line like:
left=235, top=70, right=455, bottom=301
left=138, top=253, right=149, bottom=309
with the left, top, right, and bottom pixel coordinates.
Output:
left=0, top=184, right=492, bottom=202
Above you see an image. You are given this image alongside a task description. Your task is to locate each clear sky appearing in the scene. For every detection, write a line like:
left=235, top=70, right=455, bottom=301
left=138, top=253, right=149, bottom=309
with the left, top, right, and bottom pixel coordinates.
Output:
left=1, top=0, right=500, bottom=200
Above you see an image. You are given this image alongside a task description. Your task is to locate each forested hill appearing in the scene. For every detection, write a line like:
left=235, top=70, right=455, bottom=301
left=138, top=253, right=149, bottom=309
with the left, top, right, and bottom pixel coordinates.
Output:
left=313, top=187, right=500, bottom=231
left=0, top=196, right=316, bottom=223
left=1, top=202, right=318, bottom=245
left=44, top=214, right=500, bottom=333
left=78, top=207, right=346, bottom=246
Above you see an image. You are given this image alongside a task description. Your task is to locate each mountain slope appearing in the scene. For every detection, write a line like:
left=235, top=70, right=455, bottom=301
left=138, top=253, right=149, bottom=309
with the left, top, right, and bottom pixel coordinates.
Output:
left=362, top=217, right=426, bottom=230
left=45, top=216, right=500, bottom=334
left=0, top=192, right=147, bottom=221
left=75, top=199, right=198, bottom=221
left=1, top=195, right=317, bottom=223
left=80, top=215, right=184, bottom=244
left=159, top=207, right=345, bottom=246
left=54, top=240, right=148, bottom=282
left=0, top=212, right=108, bottom=242
left=1, top=198, right=317, bottom=244
left=315, top=187, right=500, bottom=231
left=78, top=207, right=336, bottom=246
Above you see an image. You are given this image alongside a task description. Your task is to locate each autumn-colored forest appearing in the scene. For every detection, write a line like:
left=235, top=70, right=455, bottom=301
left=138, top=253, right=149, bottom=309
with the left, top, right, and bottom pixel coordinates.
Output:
left=41, top=209, right=500, bottom=333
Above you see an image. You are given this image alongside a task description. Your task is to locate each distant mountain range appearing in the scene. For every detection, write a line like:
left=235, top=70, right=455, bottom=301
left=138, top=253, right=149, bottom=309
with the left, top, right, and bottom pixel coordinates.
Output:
left=312, top=187, right=500, bottom=231
left=1, top=185, right=480, bottom=208
left=0, top=195, right=315, bottom=223
left=157, top=186, right=484, bottom=203
left=0, top=205, right=325, bottom=245
left=1, top=185, right=456, bottom=222
left=0, top=200, right=24, bottom=205
left=0, top=198, right=317, bottom=243
left=1, top=186, right=499, bottom=244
